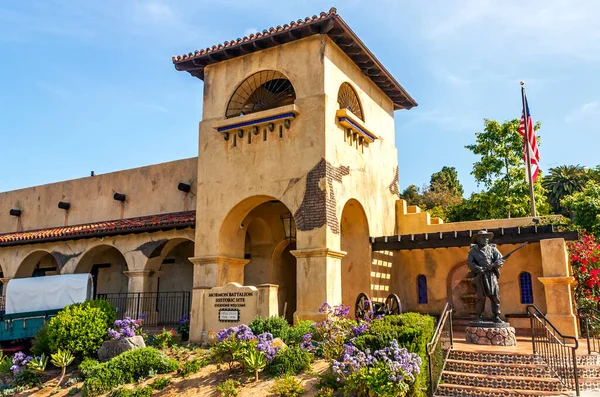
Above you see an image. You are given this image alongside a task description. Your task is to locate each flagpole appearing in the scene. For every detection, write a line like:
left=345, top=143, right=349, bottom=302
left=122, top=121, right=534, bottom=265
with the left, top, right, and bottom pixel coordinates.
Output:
left=520, top=81, right=537, bottom=217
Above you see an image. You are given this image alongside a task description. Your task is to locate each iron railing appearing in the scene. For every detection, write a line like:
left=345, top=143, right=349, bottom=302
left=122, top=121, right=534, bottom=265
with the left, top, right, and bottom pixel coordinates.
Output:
left=426, top=302, right=453, bottom=397
left=578, top=307, right=600, bottom=355
left=527, top=305, right=580, bottom=396
left=96, top=291, right=190, bottom=327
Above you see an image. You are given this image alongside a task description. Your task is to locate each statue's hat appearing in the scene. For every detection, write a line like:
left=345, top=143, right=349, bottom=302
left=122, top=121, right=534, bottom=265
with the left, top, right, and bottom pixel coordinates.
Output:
left=472, top=230, right=494, bottom=243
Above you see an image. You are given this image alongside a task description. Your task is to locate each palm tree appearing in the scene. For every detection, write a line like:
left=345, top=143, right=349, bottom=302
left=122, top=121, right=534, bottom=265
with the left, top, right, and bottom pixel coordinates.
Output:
left=543, top=165, right=587, bottom=213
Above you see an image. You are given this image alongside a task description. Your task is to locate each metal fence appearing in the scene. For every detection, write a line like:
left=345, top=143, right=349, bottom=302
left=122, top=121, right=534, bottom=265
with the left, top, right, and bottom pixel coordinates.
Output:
left=578, top=307, right=600, bottom=355
left=528, top=305, right=579, bottom=396
left=426, top=302, right=453, bottom=397
left=96, top=291, right=191, bottom=327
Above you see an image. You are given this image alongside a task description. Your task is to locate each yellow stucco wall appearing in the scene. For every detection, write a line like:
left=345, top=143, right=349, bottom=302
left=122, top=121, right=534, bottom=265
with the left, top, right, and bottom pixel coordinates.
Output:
left=0, top=157, right=197, bottom=233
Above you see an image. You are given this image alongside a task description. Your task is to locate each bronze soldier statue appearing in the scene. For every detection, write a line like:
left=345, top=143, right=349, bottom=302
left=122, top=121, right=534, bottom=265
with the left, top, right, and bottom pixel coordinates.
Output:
left=467, top=230, right=505, bottom=323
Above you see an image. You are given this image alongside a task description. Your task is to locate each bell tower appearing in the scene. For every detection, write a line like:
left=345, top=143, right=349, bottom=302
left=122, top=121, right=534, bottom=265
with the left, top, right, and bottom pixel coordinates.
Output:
left=173, top=8, right=416, bottom=339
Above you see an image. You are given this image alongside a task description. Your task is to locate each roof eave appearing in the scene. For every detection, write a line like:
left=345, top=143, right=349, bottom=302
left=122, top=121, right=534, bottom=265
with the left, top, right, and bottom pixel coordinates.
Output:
left=173, top=15, right=417, bottom=110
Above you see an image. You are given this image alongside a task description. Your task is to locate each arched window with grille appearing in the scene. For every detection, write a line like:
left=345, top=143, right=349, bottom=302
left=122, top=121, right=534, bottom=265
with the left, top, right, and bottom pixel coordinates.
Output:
left=417, top=275, right=428, bottom=304
left=226, top=70, right=296, bottom=118
left=519, top=272, right=534, bottom=304
left=337, top=82, right=364, bottom=121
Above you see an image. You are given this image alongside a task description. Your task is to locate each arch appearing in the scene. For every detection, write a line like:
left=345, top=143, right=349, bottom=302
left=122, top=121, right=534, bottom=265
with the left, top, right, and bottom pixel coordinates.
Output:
left=73, top=245, right=128, bottom=295
left=519, top=272, right=534, bottom=304
left=15, top=250, right=59, bottom=278
left=340, top=199, right=371, bottom=316
left=219, top=195, right=295, bottom=258
left=417, top=275, right=428, bottom=304
left=337, top=82, right=364, bottom=121
left=225, top=70, right=296, bottom=118
left=446, top=260, right=477, bottom=317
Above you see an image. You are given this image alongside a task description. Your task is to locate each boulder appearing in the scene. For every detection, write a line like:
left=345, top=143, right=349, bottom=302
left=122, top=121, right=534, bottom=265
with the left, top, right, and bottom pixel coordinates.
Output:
left=97, top=335, right=146, bottom=361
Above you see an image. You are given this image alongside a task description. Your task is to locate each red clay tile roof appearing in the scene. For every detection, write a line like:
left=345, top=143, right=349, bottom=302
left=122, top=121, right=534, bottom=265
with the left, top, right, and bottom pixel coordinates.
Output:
left=0, top=211, right=196, bottom=247
left=172, top=8, right=417, bottom=110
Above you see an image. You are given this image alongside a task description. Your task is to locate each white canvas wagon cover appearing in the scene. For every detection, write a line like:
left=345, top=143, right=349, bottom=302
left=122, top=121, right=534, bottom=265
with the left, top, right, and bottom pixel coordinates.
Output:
left=5, top=274, right=93, bottom=314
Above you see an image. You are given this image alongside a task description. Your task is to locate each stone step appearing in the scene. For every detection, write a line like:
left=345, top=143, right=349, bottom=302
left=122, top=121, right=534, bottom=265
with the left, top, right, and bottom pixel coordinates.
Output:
left=445, top=359, right=553, bottom=377
left=435, top=384, right=570, bottom=397
left=449, top=350, right=539, bottom=364
left=578, top=377, right=600, bottom=391
left=441, top=370, right=564, bottom=391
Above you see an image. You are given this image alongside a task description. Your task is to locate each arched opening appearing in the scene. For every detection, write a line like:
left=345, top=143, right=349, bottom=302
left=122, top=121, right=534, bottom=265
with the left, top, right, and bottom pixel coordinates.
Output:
left=156, top=239, right=194, bottom=325
left=225, top=70, right=296, bottom=118
left=340, top=199, right=371, bottom=316
left=337, top=82, right=364, bottom=121
left=74, top=245, right=128, bottom=295
left=16, top=251, right=59, bottom=279
left=220, top=196, right=297, bottom=323
left=519, top=272, right=534, bottom=304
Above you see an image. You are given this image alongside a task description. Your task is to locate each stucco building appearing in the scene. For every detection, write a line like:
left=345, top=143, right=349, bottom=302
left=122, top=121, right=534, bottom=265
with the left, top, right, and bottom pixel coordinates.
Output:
left=0, top=8, right=578, bottom=341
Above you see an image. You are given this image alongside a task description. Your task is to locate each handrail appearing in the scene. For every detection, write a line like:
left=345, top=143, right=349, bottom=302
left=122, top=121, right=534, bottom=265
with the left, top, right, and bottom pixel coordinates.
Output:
left=527, top=305, right=579, bottom=396
left=426, top=302, right=453, bottom=397
left=578, top=307, right=600, bottom=355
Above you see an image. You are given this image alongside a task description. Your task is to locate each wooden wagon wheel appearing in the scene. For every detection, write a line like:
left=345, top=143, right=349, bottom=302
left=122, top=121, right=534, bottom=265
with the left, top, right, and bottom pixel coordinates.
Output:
left=355, top=292, right=373, bottom=320
left=384, top=293, right=402, bottom=316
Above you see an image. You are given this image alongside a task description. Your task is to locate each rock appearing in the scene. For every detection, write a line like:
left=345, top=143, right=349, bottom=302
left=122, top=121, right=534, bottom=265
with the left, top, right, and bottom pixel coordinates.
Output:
left=465, top=325, right=517, bottom=346
left=491, top=335, right=504, bottom=345
left=98, top=335, right=146, bottom=361
left=271, top=337, right=288, bottom=351
left=476, top=328, right=487, bottom=337
left=479, top=337, right=492, bottom=345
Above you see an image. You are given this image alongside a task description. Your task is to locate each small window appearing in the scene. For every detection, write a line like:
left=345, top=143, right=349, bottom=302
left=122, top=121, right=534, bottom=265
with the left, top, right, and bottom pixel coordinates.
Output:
left=417, top=275, right=428, bottom=304
left=519, top=272, right=534, bottom=304
left=337, top=82, right=364, bottom=121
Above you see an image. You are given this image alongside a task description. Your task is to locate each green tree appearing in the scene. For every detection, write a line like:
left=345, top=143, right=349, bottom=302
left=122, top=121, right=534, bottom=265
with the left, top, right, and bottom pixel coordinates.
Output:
left=542, top=165, right=587, bottom=214
left=462, top=118, right=549, bottom=219
left=401, top=167, right=465, bottom=221
left=430, top=166, right=464, bottom=197
left=562, top=182, right=600, bottom=236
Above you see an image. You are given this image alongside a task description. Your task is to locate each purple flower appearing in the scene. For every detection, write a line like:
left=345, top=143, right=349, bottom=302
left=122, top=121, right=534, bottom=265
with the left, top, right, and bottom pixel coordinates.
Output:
left=334, top=304, right=350, bottom=318
left=319, top=303, right=332, bottom=314
left=351, top=322, right=368, bottom=336
left=108, top=316, right=143, bottom=340
left=256, top=332, right=279, bottom=362
left=216, top=324, right=256, bottom=343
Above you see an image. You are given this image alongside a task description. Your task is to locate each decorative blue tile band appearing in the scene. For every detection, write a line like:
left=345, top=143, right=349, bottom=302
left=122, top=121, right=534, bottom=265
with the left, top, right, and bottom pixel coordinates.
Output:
left=338, top=117, right=376, bottom=141
left=217, top=112, right=296, bottom=132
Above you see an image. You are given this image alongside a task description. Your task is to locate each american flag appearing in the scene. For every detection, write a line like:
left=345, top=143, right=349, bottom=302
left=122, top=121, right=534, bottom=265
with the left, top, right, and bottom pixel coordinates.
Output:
left=519, top=97, right=540, bottom=182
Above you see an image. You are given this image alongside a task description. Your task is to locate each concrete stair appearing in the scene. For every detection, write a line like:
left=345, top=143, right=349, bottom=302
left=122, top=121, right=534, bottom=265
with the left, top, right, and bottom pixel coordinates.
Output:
left=435, top=350, right=600, bottom=397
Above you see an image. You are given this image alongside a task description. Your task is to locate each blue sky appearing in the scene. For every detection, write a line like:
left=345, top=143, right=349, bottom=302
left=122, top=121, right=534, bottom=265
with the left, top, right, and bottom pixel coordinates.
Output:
left=1, top=1, right=599, bottom=196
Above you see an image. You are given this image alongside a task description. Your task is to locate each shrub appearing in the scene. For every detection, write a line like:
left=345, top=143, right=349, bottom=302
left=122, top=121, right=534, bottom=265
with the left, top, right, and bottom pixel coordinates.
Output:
left=267, top=346, right=311, bottom=376
left=351, top=313, right=434, bottom=397
left=249, top=316, right=290, bottom=339
left=212, top=325, right=255, bottom=370
left=133, top=386, right=153, bottom=397
left=110, top=387, right=133, bottom=397
left=13, top=368, right=43, bottom=389
left=283, top=320, right=313, bottom=346
left=333, top=339, right=421, bottom=397
left=31, top=324, right=52, bottom=357
left=47, top=304, right=109, bottom=357
left=216, top=379, right=241, bottom=397
left=177, top=314, right=190, bottom=341
left=80, top=299, right=118, bottom=329
left=68, top=387, right=82, bottom=396
left=269, top=375, right=305, bottom=397
left=81, top=347, right=179, bottom=396
left=151, top=376, right=171, bottom=390
left=78, top=357, right=100, bottom=378
left=178, top=357, right=205, bottom=378
left=315, top=388, right=334, bottom=397
left=152, top=328, right=175, bottom=349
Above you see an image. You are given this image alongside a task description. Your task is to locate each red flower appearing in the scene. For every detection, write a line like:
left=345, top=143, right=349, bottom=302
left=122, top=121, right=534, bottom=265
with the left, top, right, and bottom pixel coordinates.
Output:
left=592, top=257, right=598, bottom=263
left=595, top=296, right=599, bottom=302
left=582, top=259, right=589, bottom=265
left=586, top=279, right=596, bottom=288
left=581, top=266, right=588, bottom=273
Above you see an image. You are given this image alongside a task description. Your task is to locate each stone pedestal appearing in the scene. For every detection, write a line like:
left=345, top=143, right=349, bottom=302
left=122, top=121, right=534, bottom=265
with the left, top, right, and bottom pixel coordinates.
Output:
left=465, top=322, right=517, bottom=346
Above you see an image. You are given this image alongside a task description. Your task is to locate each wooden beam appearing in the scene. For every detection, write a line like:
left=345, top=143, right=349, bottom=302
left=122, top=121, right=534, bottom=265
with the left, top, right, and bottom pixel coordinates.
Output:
left=336, top=37, right=354, bottom=46
left=371, top=226, right=578, bottom=251
left=327, top=27, right=345, bottom=37
left=319, top=19, right=335, bottom=34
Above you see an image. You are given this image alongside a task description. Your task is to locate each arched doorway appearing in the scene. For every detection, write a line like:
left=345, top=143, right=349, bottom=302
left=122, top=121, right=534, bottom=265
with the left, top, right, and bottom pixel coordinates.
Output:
left=16, top=251, right=59, bottom=279
left=221, top=197, right=297, bottom=323
left=74, top=245, right=128, bottom=295
left=340, top=199, right=371, bottom=316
